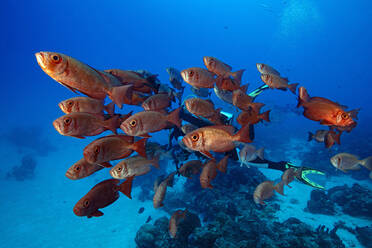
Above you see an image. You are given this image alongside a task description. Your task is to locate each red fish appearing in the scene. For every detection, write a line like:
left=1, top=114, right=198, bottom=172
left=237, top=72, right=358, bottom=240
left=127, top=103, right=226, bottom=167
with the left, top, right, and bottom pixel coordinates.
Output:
left=169, top=209, right=188, bottom=238
left=260, top=73, right=298, bottom=94
left=200, top=156, right=228, bottom=188
left=58, top=97, right=115, bottom=116
left=181, top=67, right=215, bottom=88
left=53, top=113, right=119, bottom=138
left=184, top=98, right=223, bottom=125
left=297, top=87, right=358, bottom=129
left=153, top=172, right=175, bottom=208
left=142, top=93, right=172, bottom=112
left=203, top=56, right=245, bottom=84
left=253, top=181, right=284, bottom=205
left=65, top=158, right=105, bottom=180
left=216, top=77, right=248, bottom=92
left=105, top=69, right=158, bottom=93
left=83, top=135, right=147, bottom=164
left=183, top=125, right=251, bottom=159
left=120, top=108, right=181, bottom=137
left=232, top=89, right=265, bottom=112
left=73, top=178, right=133, bottom=218
left=179, top=160, right=203, bottom=179
left=256, top=63, right=280, bottom=76
left=237, top=107, right=270, bottom=126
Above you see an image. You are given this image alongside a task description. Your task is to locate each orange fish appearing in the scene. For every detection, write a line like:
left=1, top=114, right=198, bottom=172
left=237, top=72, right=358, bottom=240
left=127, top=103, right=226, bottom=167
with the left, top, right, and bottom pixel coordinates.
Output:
left=215, top=77, right=248, bottom=92
left=237, top=107, right=270, bottom=126
left=232, top=89, right=265, bottom=111
left=181, top=67, right=215, bottom=88
left=65, top=158, right=105, bottom=180
left=200, top=156, right=228, bottom=188
left=142, top=93, right=172, bottom=112
left=203, top=56, right=245, bottom=84
left=35, top=52, right=132, bottom=108
left=120, top=108, right=181, bottom=137
left=104, top=69, right=158, bottom=91
left=260, top=73, right=298, bottom=94
left=297, top=87, right=358, bottom=128
left=256, top=63, right=280, bottom=76
left=183, top=125, right=251, bottom=159
left=169, top=209, right=188, bottom=238
left=253, top=181, right=284, bottom=205
left=110, top=155, right=159, bottom=179
left=184, top=98, right=223, bottom=124
left=281, top=168, right=300, bottom=188
left=73, top=178, right=133, bottom=218
left=153, top=172, right=175, bottom=208
left=179, top=160, right=203, bottom=179
left=53, top=113, right=119, bottom=138
left=83, top=135, right=147, bottom=164
left=58, top=97, right=115, bottom=116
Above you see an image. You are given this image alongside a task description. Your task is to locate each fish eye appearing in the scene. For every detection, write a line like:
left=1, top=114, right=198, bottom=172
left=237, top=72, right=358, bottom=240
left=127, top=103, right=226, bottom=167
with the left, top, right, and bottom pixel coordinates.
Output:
left=116, top=166, right=122, bottom=172
left=75, top=165, right=80, bottom=171
left=94, top=146, right=100, bottom=154
left=341, top=113, right=349, bottom=119
left=50, top=54, right=61, bottom=63
left=67, top=101, right=73, bottom=106
left=130, top=120, right=137, bottom=127
left=189, top=71, right=194, bottom=77
left=64, top=117, right=71, bottom=125
left=191, top=133, right=199, bottom=141
left=83, top=199, right=90, bottom=207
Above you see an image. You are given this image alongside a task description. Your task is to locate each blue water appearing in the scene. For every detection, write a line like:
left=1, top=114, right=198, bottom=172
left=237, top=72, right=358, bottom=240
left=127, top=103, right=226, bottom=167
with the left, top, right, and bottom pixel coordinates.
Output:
left=1, top=0, right=371, bottom=247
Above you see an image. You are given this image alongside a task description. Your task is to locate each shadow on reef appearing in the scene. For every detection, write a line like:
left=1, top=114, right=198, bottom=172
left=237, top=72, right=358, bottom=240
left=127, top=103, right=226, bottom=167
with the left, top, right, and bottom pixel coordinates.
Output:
left=1, top=126, right=57, bottom=156
left=306, top=183, right=372, bottom=219
left=6, top=155, right=37, bottom=181
left=135, top=164, right=347, bottom=247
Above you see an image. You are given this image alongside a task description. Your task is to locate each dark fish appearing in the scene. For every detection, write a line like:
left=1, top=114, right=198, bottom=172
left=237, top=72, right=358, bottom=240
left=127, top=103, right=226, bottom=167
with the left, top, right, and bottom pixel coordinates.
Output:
left=191, top=87, right=211, bottom=98
left=166, top=67, right=184, bottom=90
left=145, top=216, right=152, bottom=223
left=138, top=207, right=145, bottom=214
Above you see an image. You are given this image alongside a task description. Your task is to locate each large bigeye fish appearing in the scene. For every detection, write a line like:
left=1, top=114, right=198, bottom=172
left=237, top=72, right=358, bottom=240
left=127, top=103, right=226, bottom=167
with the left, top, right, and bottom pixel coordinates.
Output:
left=35, top=51, right=132, bottom=108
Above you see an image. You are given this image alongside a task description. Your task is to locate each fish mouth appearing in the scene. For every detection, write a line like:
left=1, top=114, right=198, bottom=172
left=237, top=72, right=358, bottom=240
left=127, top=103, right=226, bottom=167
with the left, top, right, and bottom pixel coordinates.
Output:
left=73, top=206, right=84, bottom=216
left=180, top=70, right=187, bottom=82
left=52, top=120, right=62, bottom=134
left=35, top=52, right=46, bottom=69
left=57, top=102, right=65, bottom=112
left=182, top=136, right=192, bottom=149
left=120, top=122, right=131, bottom=135
left=65, top=170, right=76, bottom=180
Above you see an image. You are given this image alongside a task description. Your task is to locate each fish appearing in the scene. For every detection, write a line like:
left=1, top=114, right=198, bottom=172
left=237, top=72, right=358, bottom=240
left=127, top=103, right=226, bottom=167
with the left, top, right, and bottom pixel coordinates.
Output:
left=153, top=172, right=176, bottom=208
left=281, top=168, right=300, bottom=188
left=179, top=160, right=203, bottom=178
left=260, top=73, right=298, bottom=94
left=35, top=52, right=132, bottom=108
left=120, top=108, right=181, bottom=137
left=58, top=97, right=115, bottom=116
left=232, top=89, right=264, bottom=111
left=253, top=181, right=284, bottom=205
left=239, top=144, right=264, bottom=166
left=169, top=209, right=188, bottom=238
left=141, top=93, right=172, bottom=112
left=181, top=67, right=215, bottom=88
left=256, top=63, right=280, bottom=76
left=203, top=56, right=245, bottom=84
left=53, top=113, right=119, bottom=138
left=158, top=84, right=183, bottom=104
left=237, top=107, right=270, bottom=126
left=330, top=153, right=372, bottom=173
left=308, top=130, right=341, bottom=148
left=166, top=67, right=185, bottom=90
left=297, top=87, right=359, bottom=128
left=65, top=158, right=105, bottom=180
left=200, top=156, right=228, bottom=188
left=73, top=178, right=133, bottom=218
left=105, top=69, right=158, bottom=92
left=214, top=85, right=233, bottom=104
left=138, top=207, right=145, bottom=214
left=83, top=135, right=147, bottom=164
left=184, top=98, right=222, bottom=124
left=145, top=216, right=152, bottom=223
left=181, top=124, right=198, bottom=135
left=182, top=125, right=251, bottom=159
left=191, top=87, right=211, bottom=98
left=216, top=77, right=248, bottom=92
left=109, top=155, right=159, bottom=179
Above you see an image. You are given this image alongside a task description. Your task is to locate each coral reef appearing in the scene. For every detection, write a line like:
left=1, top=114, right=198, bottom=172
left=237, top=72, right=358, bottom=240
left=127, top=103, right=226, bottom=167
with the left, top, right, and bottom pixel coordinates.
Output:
left=306, top=183, right=372, bottom=219
left=6, top=155, right=37, bottom=181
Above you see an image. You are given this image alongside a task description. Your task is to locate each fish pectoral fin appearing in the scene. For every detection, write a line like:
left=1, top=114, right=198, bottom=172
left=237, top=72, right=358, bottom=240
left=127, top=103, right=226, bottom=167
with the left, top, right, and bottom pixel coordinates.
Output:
left=200, top=150, right=214, bottom=160
left=91, top=210, right=104, bottom=217
left=58, top=81, right=78, bottom=94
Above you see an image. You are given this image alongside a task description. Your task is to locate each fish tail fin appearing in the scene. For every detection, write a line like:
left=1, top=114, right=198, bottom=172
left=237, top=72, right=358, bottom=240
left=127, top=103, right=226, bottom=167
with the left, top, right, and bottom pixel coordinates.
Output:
left=119, top=176, right=134, bottom=199
left=102, top=115, right=120, bottom=134
left=297, top=86, right=310, bottom=108
left=166, top=107, right=181, bottom=127
left=251, top=102, right=265, bottom=113
left=151, top=155, right=160, bottom=169
left=360, top=156, right=372, bottom=170
left=131, top=138, right=148, bottom=158
left=288, top=83, right=299, bottom=95
left=260, top=110, right=270, bottom=122
left=108, top=85, right=133, bottom=109
left=104, top=102, right=116, bottom=116
left=217, top=155, right=229, bottom=173
left=233, top=125, right=252, bottom=143
left=308, top=132, right=313, bottom=141
left=240, top=84, right=249, bottom=94
left=256, top=148, right=265, bottom=160
left=231, top=69, right=245, bottom=84
left=274, top=181, right=285, bottom=196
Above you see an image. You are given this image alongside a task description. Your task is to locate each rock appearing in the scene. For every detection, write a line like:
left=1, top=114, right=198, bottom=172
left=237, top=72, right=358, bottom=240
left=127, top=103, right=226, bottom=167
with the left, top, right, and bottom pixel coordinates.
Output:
left=305, top=189, right=335, bottom=215
left=355, top=226, right=372, bottom=247
left=135, top=224, right=159, bottom=248
left=6, top=155, right=37, bottom=181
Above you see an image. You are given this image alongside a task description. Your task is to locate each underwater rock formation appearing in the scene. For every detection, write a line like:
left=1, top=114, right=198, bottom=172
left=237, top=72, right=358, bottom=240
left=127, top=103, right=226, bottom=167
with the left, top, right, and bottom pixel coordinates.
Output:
left=6, top=155, right=37, bottom=181
left=355, top=225, right=372, bottom=247
left=306, top=183, right=372, bottom=219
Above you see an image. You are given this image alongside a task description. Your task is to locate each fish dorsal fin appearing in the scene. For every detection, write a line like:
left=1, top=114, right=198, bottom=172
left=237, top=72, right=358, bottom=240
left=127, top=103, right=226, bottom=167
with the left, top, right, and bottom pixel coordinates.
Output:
left=212, top=125, right=235, bottom=135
